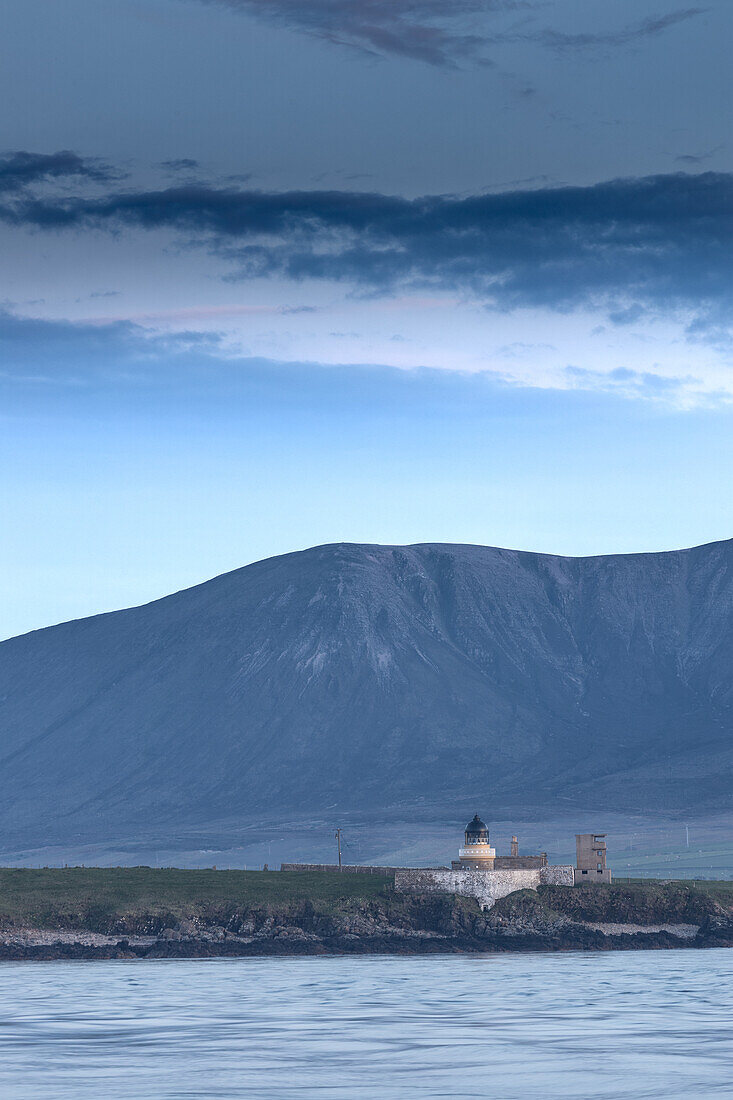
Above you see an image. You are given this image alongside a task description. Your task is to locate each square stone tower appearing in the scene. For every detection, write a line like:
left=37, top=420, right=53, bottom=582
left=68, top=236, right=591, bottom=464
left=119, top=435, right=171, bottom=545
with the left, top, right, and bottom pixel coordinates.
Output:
left=574, top=833, right=612, bottom=884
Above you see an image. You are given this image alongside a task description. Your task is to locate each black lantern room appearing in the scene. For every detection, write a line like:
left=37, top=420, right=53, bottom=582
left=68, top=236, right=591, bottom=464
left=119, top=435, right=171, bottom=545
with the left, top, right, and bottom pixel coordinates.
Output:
left=464, top=814, right=489, bottom=846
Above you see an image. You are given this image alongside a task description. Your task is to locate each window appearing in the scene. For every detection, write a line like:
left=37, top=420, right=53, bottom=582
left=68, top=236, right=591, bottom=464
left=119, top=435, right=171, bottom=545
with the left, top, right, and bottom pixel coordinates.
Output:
left=582, top=869, right=588, bottom=874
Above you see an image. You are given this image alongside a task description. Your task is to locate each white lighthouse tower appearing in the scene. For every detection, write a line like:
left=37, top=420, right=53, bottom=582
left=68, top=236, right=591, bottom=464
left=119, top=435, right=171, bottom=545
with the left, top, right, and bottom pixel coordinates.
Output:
left=457, top=814, right=496, bottom=869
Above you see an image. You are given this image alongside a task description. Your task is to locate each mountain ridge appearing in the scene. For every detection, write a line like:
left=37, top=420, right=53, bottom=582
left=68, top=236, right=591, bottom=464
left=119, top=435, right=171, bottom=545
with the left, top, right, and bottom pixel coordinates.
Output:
left=1, top=538, right=732, bottom=847
left=11, top=535, right=733, bottom=642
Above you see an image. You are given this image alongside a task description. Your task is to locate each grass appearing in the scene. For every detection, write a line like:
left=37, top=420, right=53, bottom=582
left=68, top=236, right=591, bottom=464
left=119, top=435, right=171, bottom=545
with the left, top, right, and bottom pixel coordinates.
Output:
left=610, top=876, right=733, bottom=903
left=0, top=867, right=393, bottom=930
left=612, top=845, right=733, bottom=879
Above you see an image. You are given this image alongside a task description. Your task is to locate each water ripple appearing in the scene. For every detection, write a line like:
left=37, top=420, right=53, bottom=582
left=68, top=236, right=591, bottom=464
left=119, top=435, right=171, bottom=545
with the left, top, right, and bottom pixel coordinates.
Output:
left=0, top=950, right=731, bottom=1098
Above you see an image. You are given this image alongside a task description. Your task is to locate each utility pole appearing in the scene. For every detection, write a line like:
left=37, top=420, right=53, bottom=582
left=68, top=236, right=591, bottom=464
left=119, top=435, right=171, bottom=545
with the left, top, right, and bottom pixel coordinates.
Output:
left=335, top=828, right=342, bottom=871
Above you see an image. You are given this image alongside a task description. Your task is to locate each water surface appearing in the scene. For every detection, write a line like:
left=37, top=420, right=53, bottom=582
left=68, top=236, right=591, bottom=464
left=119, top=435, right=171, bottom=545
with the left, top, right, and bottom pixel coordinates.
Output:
left=0, top=950, right=731, bottom=1098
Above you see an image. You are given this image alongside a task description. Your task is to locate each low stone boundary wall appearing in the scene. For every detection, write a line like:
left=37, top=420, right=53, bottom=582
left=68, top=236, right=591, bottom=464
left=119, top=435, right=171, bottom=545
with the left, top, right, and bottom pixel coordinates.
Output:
left=280, top=863, right=402, bottom=875
left=395, top=865, right=574, bottom=909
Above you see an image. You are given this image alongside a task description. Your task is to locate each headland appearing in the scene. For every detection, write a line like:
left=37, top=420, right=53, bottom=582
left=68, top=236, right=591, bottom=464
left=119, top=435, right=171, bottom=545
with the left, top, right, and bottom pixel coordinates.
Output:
left=0, top=867, right=732, bottom=960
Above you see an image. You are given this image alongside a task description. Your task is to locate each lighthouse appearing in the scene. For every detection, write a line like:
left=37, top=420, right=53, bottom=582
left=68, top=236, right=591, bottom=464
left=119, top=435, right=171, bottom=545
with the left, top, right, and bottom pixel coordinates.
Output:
left=457, top=814, right=496, bottom=869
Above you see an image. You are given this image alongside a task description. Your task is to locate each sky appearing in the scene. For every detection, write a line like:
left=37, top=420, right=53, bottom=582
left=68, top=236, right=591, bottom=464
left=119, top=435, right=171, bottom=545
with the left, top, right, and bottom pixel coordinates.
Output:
left=1, top=0, right=732, bottom=639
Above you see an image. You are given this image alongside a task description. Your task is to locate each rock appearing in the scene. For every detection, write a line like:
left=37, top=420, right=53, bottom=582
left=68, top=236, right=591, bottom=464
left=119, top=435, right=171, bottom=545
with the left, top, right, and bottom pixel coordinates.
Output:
left=697, top=914, right=733, bottom=946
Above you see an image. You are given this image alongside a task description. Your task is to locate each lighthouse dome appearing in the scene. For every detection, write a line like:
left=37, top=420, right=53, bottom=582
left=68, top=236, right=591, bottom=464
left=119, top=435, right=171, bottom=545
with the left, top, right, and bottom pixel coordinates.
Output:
left=465, top=814, right=489, bottom=840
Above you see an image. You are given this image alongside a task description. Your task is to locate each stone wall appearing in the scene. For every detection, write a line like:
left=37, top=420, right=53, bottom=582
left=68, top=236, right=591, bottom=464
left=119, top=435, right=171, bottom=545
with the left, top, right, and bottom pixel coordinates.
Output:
left=494, top=855, right=547, bottom=870
left=451, top=856, right=549, bottom=871
left=395, top=865, right=574, bottom=909
left=280, top=863, right=405, bottom=875
left=541, top=865, right=575, bottom=887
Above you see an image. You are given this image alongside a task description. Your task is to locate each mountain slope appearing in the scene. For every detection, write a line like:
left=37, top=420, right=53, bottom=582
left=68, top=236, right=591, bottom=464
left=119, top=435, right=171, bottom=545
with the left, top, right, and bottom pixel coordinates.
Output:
left=1, top=539, right=732, bottom=845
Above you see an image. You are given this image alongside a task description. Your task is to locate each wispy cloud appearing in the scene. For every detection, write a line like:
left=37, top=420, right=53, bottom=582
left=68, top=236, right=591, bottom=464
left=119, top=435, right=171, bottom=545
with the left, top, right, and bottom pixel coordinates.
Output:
left=0, top=307, right=718, bottom=409
left=195, top=0, right=528, bottom=66
left=160, top=157, right=201, bottom=173
left=533, top=8, right=706, bottom=51
left=675, top=145, right=723, bottom=165
left=190, top=1, right=707, bottom=65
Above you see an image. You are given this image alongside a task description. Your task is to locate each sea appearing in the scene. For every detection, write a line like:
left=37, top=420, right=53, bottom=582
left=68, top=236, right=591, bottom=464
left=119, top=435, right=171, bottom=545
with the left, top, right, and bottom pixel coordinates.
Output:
left=0, top=950, right=731, bottom=1099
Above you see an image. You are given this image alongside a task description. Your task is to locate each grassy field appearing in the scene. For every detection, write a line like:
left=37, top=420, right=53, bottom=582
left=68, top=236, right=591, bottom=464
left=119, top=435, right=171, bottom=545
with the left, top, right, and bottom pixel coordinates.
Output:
left=0, top=868, right=393, bottom=930
left=612, top=876, right=733, bottom=901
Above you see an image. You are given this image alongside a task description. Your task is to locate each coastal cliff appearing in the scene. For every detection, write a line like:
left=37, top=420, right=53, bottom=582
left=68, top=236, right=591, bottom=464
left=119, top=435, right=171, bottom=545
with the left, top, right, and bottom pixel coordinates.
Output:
left=0, top=869, right=731, bottom=959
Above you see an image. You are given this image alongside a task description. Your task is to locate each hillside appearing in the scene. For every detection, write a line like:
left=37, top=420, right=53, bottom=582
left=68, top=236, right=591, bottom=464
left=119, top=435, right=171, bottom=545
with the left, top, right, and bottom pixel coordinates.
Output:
left=0, top=539, right=732, bottom=848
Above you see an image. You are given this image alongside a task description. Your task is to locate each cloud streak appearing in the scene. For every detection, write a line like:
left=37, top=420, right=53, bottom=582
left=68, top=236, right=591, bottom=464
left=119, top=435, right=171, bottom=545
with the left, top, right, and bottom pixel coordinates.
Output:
left=533, top=8, right=706, bottom=51
left=198, top=0, right=516, bottom=65
left=191, top=1, right=706, bottom=65
left=3, top=157, right=732, bottom=324
left=1, top=307, right=716, bottom=410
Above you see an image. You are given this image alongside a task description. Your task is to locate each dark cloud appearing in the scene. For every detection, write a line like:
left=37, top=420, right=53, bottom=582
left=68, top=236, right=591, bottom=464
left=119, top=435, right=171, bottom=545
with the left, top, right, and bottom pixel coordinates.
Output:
left=3, top=165, right=731, bottom=323
left=675, top=145, right=722, bottom=165
left=531, top=8, right=706, bottom=51
left=0, top=150, right=117, bottom=193
left=160, top=158, right=201, bottom=172
left=196, top=0, right=527, bottom=66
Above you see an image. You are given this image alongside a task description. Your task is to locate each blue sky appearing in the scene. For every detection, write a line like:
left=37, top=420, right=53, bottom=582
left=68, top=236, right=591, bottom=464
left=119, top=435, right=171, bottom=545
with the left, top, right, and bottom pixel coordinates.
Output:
left=1, top=0, right=732, bottom=638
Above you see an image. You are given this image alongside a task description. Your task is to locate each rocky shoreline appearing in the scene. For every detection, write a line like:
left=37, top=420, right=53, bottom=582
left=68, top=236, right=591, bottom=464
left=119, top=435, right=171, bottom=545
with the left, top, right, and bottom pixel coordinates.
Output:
left=2, top=885, right=732, bottom=960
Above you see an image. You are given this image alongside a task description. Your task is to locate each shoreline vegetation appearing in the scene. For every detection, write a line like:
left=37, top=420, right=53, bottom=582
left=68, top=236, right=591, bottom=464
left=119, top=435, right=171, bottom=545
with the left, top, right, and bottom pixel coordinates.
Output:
left=0, top=867, right=731, bottom=960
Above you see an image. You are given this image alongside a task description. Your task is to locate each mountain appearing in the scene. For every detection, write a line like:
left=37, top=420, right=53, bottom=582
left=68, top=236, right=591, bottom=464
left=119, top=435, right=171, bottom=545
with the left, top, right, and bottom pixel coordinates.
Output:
left=0, top=539, right=732, bottom=848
